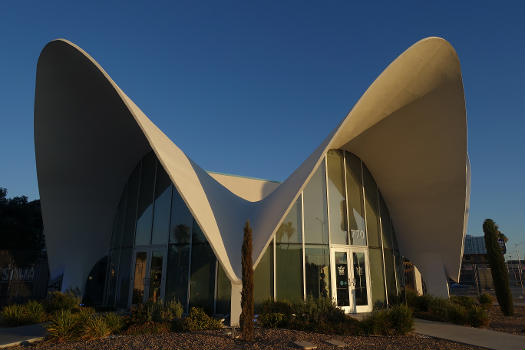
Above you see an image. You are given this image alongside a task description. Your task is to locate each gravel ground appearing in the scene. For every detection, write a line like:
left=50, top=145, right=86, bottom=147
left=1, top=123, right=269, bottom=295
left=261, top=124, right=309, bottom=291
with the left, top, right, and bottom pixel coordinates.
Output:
left=11, top=328, right=487, bottom=350
left=487, top=304, right=525, bottom=335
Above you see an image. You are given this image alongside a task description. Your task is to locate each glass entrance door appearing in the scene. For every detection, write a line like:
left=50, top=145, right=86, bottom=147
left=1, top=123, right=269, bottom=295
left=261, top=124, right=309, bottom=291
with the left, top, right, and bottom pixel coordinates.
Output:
left=331, top=247, right=372, bottom=313
left=130, top=248, right=167, bottom=306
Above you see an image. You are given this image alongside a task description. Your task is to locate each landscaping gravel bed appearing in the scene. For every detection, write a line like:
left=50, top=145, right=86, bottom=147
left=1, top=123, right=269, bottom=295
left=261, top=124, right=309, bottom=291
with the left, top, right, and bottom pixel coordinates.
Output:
left=487, top=304, right=525, bottom=335
left=11, top=328, right=487, bottom=350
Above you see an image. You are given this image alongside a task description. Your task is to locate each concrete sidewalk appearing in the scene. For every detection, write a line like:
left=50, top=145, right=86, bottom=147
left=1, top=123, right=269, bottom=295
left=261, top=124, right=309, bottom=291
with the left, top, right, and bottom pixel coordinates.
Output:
left=0, top=323, right=46, bottom=348
left=414, top=318, right=525, bottom=350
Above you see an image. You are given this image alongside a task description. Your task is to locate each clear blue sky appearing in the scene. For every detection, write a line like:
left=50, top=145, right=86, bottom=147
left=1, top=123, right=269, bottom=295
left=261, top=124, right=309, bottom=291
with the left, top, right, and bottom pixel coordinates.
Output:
left=1, top=1, right=523, bottom=257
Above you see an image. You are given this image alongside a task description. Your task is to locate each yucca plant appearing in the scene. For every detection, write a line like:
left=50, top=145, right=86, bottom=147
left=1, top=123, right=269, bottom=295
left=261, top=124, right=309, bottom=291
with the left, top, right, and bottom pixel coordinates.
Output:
left=80, top=315, right=110, bottom=340
left=104, top=312, right=125, bottom=333
left=46, top=309, right=78, bottom=342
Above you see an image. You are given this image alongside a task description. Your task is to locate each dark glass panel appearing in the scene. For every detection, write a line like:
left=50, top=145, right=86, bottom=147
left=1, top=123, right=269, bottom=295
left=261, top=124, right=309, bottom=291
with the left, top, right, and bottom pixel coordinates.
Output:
left=327, top=150, right=348, bottom=245
left=254, top=241, right=274, bottom=308
left=149, top=251, right=164, bottom=302
left=345, top=153, right=366, bottom=246
left=384, top=248, right=397, bottom=302
left=334, top=251, right=349, bottom=306
left=132, top=251, right=147, bottom=304
left=152, top=166, right=172, bottom=245
left=111, top=190, right=126, bottom=250
left=276, top=199, right=302, bottom=244
left=105, top=249, right=119, bottom=306
left=215, top=262, right=231, bottom=315
left=275, top=243, right=303, bottom=303
left=379, top=194, right=393, bottom=249
left=363, top=165, right=381, bottom=248
left=169, top=188, right=193, bottom=244
left=116, top=248, right=132, bottom=308
left=368, top=247, right=386, bottom=307
left=352, top=252, right=368, bottom=306
left=166, top=244, right=190, bottom=309
left=189, top=222, right=216, bottom=313
left=305, top=245, right=330, bottom=299
left=135, top=153, right=156, bottom=246
left=303, top=163, right=328, bottom=244
left=122, top=165, right=140, bottom=248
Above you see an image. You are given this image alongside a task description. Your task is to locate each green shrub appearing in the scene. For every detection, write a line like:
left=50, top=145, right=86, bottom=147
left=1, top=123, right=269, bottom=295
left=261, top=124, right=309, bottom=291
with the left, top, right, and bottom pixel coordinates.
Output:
left=468, top=305, right=488, bottom=327
left=427, top=298, right=449, bottom=322
left=174, top=307, right=222, bottom=331
left=259, top=299, right=293, bottom=315
left=362, top=305, right=413, bottom=335
left=152, top=299, right=183, bottom=322
left=104, top=312, right=125, bottom=333
left=46, top=309, right=78, bottom=342
left=388, top=305, right=414, bottom=334
left=446, top=303, right=468, bottom=325
left=80, top=314, right=110, bottom=340
left=0, top=301, right=47, bottom=326
left=24, top=300, right=47, bottom=324
left=257, top=312, right=287, bottom=328
left=478, top=293, right=493, bottom=309
left=450, top=295, right=477, bottom=309
left=44, top=291, right=80, bottom=313
left=123, top=321, right=171, bottom=335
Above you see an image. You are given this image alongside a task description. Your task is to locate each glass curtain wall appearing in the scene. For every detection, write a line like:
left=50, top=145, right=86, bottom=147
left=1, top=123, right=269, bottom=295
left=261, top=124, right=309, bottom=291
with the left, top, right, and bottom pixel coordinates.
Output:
left=105, top=152, right=231, bottom=314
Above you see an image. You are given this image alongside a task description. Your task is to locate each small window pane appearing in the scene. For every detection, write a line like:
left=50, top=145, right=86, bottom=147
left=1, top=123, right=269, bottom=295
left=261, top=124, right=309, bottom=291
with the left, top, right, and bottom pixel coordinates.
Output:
left=369, top=247, right=386, bottom=307
left=275, top=243, right=303, bottom=303
left=327, top=150, right=348, bottom=245
left=170, top=189, right=193, bottom=244
left=305, top=245, right=330, bottom=299
left=254, top=241, right=274, bottom=308
left=166, top=244, right=190, bottom=309
left=276, top=199, right=302, bottom=244
left=303, top=163, right=328, bottom=244
left=152, top=166, right=172, bottom=245
left=215, top=262, right=231, bottom=315
left=135, top=153, right=156, bottom=246
left=363, top=165, right=381, bottom=248
left=345, top=153, right=366, bottom=246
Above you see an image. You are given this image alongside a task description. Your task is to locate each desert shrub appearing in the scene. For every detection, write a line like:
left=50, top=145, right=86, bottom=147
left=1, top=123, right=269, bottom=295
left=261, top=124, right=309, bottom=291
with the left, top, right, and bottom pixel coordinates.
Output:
left=123, top=321, right=171, bottom=335
left=46, top=309, right=78, bottom=342
left=80, top=314, right=111, bottom=340
left=24, top=300, right=47, bottom=324
left=427, top=298, right=450, bottom=322
left=450, top=295, right=477, bottom=309
left=478, top=293, right=493, bottom=309
left=259, top=299, right=293, bottom=315
left=257, top=312, right=287, bottom=328
left=468, top=305, right=488, bottom=327
left=362, top=305, right=413, bottom=335
left=174, top=307, right=222, bottom=331
left=44, top=291, right=80, bottom=313
left=446, top=303, right=468, bottom=325
left=104, top=312, right=125, bottom=333
left=152, top=299, right=183, bottom=322
left=0, top=301, right=47, bottom=326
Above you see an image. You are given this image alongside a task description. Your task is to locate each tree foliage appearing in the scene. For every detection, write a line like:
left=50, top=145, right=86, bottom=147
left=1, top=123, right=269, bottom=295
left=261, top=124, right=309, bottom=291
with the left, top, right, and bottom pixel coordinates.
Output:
left=483, top=219, right=513, bottom=316
left=240, top=221, right=254, bottom=341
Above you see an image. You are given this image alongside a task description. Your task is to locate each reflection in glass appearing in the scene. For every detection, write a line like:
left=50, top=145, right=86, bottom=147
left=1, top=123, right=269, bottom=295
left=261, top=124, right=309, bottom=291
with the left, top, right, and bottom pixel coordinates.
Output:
left=303, top=163, right=328, bottom=244
left=111, top=193, right=126, bottom=250
left=132, top=252, right=147, bottom=304
left=276, top=199, right=302, bottom=244
left=345, top=153, right=366, bottom=246
left=379, top=194, right=393, bottom=249
left=152, top=166, right=172, bottom=245
left=254, top=241, right=274, bottom=308
left=352, top=252, right=368, bottom=306
left=170, top=188, right=193, bottom=244
left=363, top=165, right=381, bottom=248
left=149, top=251, right=164, bottom=302
left=166, top=244, right=190, bottom=309
left=215, top=263, right=231, bottom=315
left=368, top=247, right=386, bottom=307
left=276, top=243, right=303, bottom=303
left=327, top=150, right=348, bottom=245
left=305, top=246, right=330, bottom=299
left=106, top=250, right=119, bottom=305
left=189, top=222, right=216, bottom=313
left=135, top=154, right=156, bottom=246
left=117, top=248, right=132, bottom=308
left=383, top=248, right=397, bottom=302
left=334, top=252, right=349, bottom=306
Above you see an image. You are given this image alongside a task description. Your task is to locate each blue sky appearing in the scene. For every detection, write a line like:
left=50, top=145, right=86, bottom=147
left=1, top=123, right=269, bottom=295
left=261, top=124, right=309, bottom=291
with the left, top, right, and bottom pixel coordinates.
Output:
left=1, top=1, right=523, bottom=257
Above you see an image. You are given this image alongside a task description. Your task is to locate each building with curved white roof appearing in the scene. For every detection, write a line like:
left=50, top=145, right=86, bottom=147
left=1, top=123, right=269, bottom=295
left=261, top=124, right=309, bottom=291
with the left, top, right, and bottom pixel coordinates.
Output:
left=34, top=37, right=469, bottom=324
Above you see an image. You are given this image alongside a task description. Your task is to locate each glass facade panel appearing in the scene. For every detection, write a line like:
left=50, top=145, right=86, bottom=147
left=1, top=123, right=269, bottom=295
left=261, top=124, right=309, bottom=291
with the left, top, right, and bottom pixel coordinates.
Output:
left=352, top=252, right=368, bottom=306
left=111, top=193, right=126, bottom=249
left=149, top=251, right=164, bottom=302
left=383, top=248, right=397, bottom=302
left=303, top=163, right=328, bottom=244
left=379, top=194, right=393, bottom=249
left=189, top=221, right=216, bottom=313
left=116, top=248, right=132, bottom=308
left=122, top=165, right=140, bottom=248
left=254, top=241, right=274, bottom=308
left=327, top=150, right=347, bottom=245
left=305, top=245, right=330, bottom=298
left=345, top=153, right=366, bottom=246
left=170, top=189, right=193, bottom=244
left=215, top=263, right=231, bottom=315
left=135, top=154, right=156, bottom=246
left=368, top=247, right=386, bottom=307
left=151, top=166, right=172, bottom=245
left=363, top=165, right=380, bottom=248
left=166, top=244, right=190, bottom=308
left=106, top=250, right=119, bottom=305
left=132, top=251, right=147, bottom=304
left=276, top=199, right=302, bottom=244
left=275, top=243, right=303, bottom=302
left=334, top=252, right=350, bottom=306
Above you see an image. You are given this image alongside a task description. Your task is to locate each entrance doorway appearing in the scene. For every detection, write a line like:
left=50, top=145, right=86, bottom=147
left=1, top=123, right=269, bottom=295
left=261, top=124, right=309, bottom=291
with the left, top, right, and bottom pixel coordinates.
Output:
left=129, top=247, right=167, bottom=306
left=330, top=247, right=372, bottom=313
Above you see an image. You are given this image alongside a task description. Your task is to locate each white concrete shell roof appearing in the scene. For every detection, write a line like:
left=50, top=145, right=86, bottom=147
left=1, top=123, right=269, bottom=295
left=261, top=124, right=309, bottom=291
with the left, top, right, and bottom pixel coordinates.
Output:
left=35, top=37, right=469, bottom=296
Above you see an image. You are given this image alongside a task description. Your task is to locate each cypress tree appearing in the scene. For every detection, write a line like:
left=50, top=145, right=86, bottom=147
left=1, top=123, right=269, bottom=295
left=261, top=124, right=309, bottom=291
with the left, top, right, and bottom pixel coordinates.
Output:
left=483, top=219, right=514, bottom=316
left=240, top=221, right=254, bottom=341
